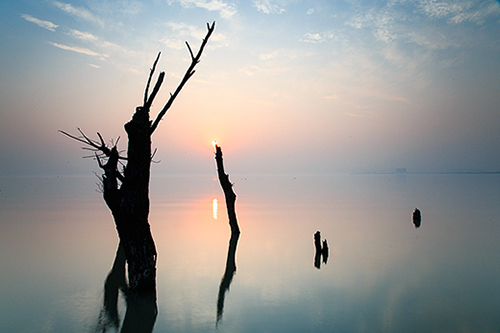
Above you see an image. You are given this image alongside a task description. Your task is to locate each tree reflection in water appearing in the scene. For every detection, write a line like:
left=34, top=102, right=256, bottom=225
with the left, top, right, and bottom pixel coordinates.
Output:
left=94, top=243, right=158, bottom=332
left=216, top=231, right=240, bottom=326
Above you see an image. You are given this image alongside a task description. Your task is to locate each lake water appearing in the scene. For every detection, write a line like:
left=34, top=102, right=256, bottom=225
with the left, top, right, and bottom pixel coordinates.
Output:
left=1, top=173, right=500, bottom=332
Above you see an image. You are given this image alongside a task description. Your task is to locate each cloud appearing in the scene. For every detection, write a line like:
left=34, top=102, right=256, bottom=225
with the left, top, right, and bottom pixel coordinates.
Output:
left=300, top=31, right=334, bottom=43
left=88, top=0, right=143, bottom=16
left=253, top=0, right=286, bottom=14
left=49, top=42, right=102, bottom=57
left=166, top=22, right=207, bottom=39
left=417, top=0, right=473, bottom=19
left=448, top=2, right=500, bottom=24
left=68, top=29, right=98, bottom=41
left=417, top=0, right=500, bottom=24
left=21, top=14, right=58, bottom=32
left=53, top=1, right=103, bottom=25
left=161, top=22, right=207, bottom=49
left=307, top=8, right=315, bottom=15
left=162, top=22, right=227, bottom=49
left=169, top=0, right=237, bottom=19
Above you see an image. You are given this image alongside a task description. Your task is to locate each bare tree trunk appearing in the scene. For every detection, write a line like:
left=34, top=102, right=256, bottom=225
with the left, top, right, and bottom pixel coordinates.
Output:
left=61, top=22, right=215, bottom=291
left=214, top=144, right=240, bottom=325
left=215, top=145, right=240, bottom=235
left=117, top=105, right=156, bottom=290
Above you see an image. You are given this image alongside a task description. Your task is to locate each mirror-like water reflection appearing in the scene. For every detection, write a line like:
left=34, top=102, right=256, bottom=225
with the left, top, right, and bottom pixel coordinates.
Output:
left=1, top=174, right=500, bottom=332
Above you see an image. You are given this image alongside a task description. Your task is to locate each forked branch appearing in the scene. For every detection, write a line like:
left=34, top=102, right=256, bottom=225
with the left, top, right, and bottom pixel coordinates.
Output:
left=144, top=52, right=162, bottom=106
left=59, top=128, right=125, bottom=161
left=150, top=21, right=216, bottom=135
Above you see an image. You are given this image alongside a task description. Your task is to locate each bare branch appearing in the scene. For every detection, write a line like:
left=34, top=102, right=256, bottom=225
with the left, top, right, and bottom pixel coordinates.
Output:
left=78, top=128, right=101, bottom=147
left=150, top=21, right=216, bottom=135
left=81, top=147, right=100, bottom=152
left=151, top=148, right=161, bottom=164
left=97, top=132, right=106, bottom=147
left=144, top=52, right=161, bottom=106
left=59, top=129, right=93, bottom=146
left=59, top=129, right=126, bottom=160
left=145, top=71, right=165, bottom=109
left=95, top=153, right=104, bottom=168
left=185, top=41, right=194, bottom=60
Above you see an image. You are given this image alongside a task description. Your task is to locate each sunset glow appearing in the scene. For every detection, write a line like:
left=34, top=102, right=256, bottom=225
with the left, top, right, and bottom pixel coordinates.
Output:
left=1, top=1, right=500, bottom=176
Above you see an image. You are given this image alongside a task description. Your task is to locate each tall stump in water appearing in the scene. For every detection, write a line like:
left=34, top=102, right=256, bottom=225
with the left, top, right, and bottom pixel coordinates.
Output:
left=214, top=144, right=240, bottom=325
left=61, top=22, right=215, bottom=290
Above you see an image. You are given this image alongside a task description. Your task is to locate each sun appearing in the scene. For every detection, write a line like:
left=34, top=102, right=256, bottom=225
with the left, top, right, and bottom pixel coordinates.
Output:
left=212, top=140, right=217, bottom=147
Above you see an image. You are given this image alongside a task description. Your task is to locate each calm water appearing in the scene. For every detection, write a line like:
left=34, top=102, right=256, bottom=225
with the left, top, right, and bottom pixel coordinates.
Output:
left=1, top=173, right=500, bottom=332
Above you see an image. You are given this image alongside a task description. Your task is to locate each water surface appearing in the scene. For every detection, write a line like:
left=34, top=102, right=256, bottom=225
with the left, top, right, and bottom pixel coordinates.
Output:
left=1, top=174, right=499, bottom=332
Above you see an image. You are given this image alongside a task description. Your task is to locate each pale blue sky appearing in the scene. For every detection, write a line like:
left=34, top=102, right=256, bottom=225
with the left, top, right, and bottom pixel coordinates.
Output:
left=1, top=0, right=500, bottom=175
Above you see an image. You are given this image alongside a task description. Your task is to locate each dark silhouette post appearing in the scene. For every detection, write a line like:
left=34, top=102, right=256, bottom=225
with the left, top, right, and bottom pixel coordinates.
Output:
left=314, top=231, right=329, bottom=269
left=214, top=144, right=240, bottom=235
left=413, top=208, right=421, bottom=228
left=214, top=144, right=240, bottom=325
left=61, top=22, right=215, bottom=291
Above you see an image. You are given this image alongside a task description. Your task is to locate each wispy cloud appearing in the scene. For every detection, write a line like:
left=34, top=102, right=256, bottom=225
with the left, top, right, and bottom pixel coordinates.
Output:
left=161, top=22, right=208, bottom=50
left=169, top=0, right=237, bottom=19
left=253, top=0, right=286, bottom=14
left=345, top=0, right=499, bottom=48
left=21, top=14, right=58, bottom=32
left=447, top=1, right=500, bottom=24
left=53, top=1, right=103, bottom=25
left=162, top=22, right=227, bottom=49
left=417, top=0, right=473, bottom=19
left=49, top=42, right=103, bottom=57
left=166, top=22, right=208, bottom=39
left=68, top=29, right=98, bottom=41
left=300, top=31, right=334, bottom=43
left=87, top=0, right=143, bottom=16
left=416, top=0, right=500, bottom=24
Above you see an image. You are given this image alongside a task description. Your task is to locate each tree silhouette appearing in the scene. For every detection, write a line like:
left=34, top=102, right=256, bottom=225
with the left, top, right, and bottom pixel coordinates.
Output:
left=214, top=144, right=240, bottom=325
left=61, top=22, right=215, bottom=291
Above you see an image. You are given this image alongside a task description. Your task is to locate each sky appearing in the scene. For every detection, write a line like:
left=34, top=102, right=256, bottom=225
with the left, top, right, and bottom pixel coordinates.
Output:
left=1, top=0, right=500, bottom=176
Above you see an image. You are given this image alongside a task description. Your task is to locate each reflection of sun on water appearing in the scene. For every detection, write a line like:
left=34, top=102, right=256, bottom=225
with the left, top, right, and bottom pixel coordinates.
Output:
left=213, top=198, right=218, bottom=220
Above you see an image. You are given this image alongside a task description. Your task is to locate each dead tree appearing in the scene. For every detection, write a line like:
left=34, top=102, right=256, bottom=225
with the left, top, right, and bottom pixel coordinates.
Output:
left=214, top=144, right=240, bottom=235
left=214, top=144, right=240, bottom=325
left=61, top=22, right=215, bottom=291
